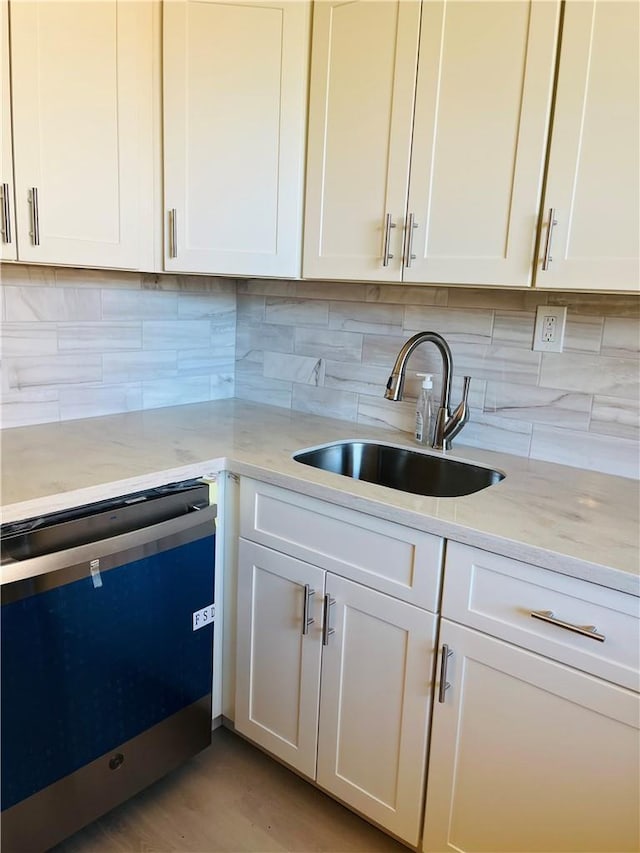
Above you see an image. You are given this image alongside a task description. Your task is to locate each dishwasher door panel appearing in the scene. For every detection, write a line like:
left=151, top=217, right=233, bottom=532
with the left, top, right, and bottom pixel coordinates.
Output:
left=1, top=529, right=215, bottom=813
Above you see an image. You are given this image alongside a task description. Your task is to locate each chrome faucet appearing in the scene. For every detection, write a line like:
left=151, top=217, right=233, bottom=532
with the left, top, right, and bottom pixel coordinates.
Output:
left=384, top=331, right=471, bottom=450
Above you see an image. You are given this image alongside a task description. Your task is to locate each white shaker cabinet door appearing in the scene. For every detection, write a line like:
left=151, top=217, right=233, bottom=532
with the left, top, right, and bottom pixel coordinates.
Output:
left=303, top=0, right=420, bottom=282
left=10, top=0, right=154, bottom=269
left=317, top=573, right=437, bottom=847
left=163, top=0, right=309, bottom=277
left=535, top=1, right=639, bottom=291
left=1, top=1, right=16, bottom=261
left=405, top=0, right=560, bottom=286
left=235, top=539, right=324, bottom=780
left=423, top=620, right=640, bottom=853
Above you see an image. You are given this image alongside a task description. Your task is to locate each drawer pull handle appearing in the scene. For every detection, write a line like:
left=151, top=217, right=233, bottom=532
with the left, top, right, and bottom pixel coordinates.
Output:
left=302, top=584, right=315, bottom=636
left=322, top=595, right=335, bottom=646
left=29, top=186, right=40, bottom=246
left=438, top=644, right=454, bottom=703
left=541, top=207, right=557, bottom=270
left=530, top=609, right=605, bottom=643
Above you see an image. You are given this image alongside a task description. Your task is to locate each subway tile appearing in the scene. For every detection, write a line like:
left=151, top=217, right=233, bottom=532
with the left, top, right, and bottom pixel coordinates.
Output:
left=0, top=389, right=59, bottom=428
left=296, top=281, right=369, bottom=302
left=492, top=311, right=535, bottom=347
left=530, top=425, right=640, bottom=479
left=405, top=306, right=493, bottom=343
left=178, top=349, right=234, bottom=376
left=456, top=410, right=533, bottom=457
left=601, top=317, right=640, bottom=358
left=235, top=359, right=292, bottom=408
left=292, top=384, right=358, bottom=422
left=1, top=263, right=56, bottom=287
left=237, top=294, right=265, bottom=323
left=484, top=381, right=592, bottom=428
left=235, top=323, right=294, bottom=360
left=55, top=267, right=141, bottom=290
left=6, top=354, right=102, bottom=389
left=362, top=334, right=426, bottom=368
left=210, top=372, right=235, bottom=399
left=539, top=352, right=639, bottom=399
left=590, top=395, right=640, bottom=441
left=142, top=273, right=235, bottom=293
left=329, top=301, right=403, bottom=335
left=264, top=352, right=324, bottom=385
left=58, top=322, right=142, bottom=352
left=178, top=291, right=235, bottom=319
left=357, top=396, right=416, bottom=435
left=1, top=323, right=58, bottom=356
left=547, top=292, right=640, bottom=318
left=239, top=279, right=298, bottom=297
left=266, top=296, right=329, bottom=326
left=294, top=328, right=363, bottom=363
left=447, top=288, right=547, bottom=311
left=5, top=286, right=101, bottom=321
left=102, top=289, right=177, bottom=320
left=103, top=351, right=178, bottom=383
left=142, top=320, right=211, bottom=351
left=142, top=376, right=212, bottom=409
left=324, top=360, right=390, bottom=396
left=451, top=343, right=541, bottom=386
left=366, top=284, right=448, bottom=306
left=564, top=314, right=603, bottom=353
left=58, top=383, right=143, bottom=421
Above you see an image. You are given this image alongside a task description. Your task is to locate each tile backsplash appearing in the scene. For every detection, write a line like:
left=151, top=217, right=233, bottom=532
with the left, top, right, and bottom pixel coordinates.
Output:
left=0, top=265, right=236, bottom=428
left=1, top=265, right=638, bottom=479
left=235, top=279, right=639, bottom=479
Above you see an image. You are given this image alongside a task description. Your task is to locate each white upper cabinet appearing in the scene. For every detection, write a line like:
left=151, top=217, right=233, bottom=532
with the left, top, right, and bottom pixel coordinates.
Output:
left=163, top=0, right=309, bottom=277
left=303, top=0, right=559, bottom=285
left=1, top=1, right=16, bottom=262
left=535, top=0, right=640, bottom=291
left=406, top=0, right=559, bottom=286
left=9, top=1, right=154, bottom=270
left=303, top=0, right=421, bottom=282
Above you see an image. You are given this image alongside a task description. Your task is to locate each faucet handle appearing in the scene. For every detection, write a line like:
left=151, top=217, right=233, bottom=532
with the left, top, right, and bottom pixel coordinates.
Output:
left=460, top=375, right=471, bottom=403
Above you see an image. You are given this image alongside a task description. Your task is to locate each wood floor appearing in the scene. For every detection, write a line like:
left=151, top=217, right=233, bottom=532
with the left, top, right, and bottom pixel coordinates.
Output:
left=52, top=727, right=409, bottom=853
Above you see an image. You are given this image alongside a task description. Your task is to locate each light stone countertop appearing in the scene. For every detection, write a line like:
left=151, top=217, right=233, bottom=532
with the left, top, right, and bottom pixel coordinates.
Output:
left=1, top=399, right=638, bottom=596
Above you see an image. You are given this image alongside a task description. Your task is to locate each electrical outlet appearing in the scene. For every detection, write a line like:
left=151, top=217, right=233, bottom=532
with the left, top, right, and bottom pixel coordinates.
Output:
left=533, top=306, right=567, bottom=352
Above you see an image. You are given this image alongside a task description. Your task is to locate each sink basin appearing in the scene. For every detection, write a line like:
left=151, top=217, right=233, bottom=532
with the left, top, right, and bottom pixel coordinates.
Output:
left=293, top=441, right=504, bottom=498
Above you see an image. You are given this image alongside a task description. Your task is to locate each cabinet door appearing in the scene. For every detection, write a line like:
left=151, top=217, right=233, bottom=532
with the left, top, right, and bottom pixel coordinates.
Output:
left=317, top=573, right=437, bottom=846
left=235, top=539, right=324, bottom=779
left=536, top=1, right=639, bottom=291
left=163, top=0, right=309, bottom=277
left=423, top=620, right=640, bottom=853
left=10, top=1, right=153, bottom=269
left=405, top=0, right=559, bottom=286
left=1, top=1, right=16, bottom=261
left=303, top=0, right=420, bottom=282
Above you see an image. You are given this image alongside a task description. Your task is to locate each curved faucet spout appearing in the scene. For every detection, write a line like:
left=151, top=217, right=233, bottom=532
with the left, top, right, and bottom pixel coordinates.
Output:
left=384, top=331, right=470, bottom=450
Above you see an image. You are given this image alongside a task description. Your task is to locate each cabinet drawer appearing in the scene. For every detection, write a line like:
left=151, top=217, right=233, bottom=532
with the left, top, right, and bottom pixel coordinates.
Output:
left=240, top=479, right=443, bottom=611
left=443, top=542, right=639, bottom=690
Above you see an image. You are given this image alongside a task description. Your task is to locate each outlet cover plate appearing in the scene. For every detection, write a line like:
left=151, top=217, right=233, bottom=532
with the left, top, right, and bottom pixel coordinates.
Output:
left=533, top=305, right=567, bottom=352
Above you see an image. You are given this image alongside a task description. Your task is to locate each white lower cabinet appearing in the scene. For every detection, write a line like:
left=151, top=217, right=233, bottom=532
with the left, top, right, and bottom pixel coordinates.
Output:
left=423, top=620, right=640, bottom=853
left=423, top=542, right=640, bottom=852
left=235, top=535, right=437, bottom=846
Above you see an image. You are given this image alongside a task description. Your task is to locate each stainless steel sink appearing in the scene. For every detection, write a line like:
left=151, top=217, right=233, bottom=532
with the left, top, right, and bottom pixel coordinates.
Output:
left=293, top=441, right=505, bottom=498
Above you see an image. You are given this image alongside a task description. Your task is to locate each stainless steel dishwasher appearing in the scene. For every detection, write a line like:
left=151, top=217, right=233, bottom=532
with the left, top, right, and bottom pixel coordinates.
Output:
left=1, top=479, right=216, bottom=852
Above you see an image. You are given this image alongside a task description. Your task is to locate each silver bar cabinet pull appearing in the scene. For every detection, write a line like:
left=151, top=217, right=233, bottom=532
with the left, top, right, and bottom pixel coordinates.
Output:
left=404, top=212, right=418, bottom=268
left=541, top=207, right=557, bottom=270
left=438, top=644, right=454, bottom=703
left=530, top=609, right=605, bottom=642
left=322, top=595, right=335, bottom=646
left=168, top=208, right=177, bottom=258
left=382, top=212, right=396, bottom=266
left=302, top=584, right=315, bottom=636
left=1, top=182, right=12, bottom=244
left=29, top=187, right=40, bottom=246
